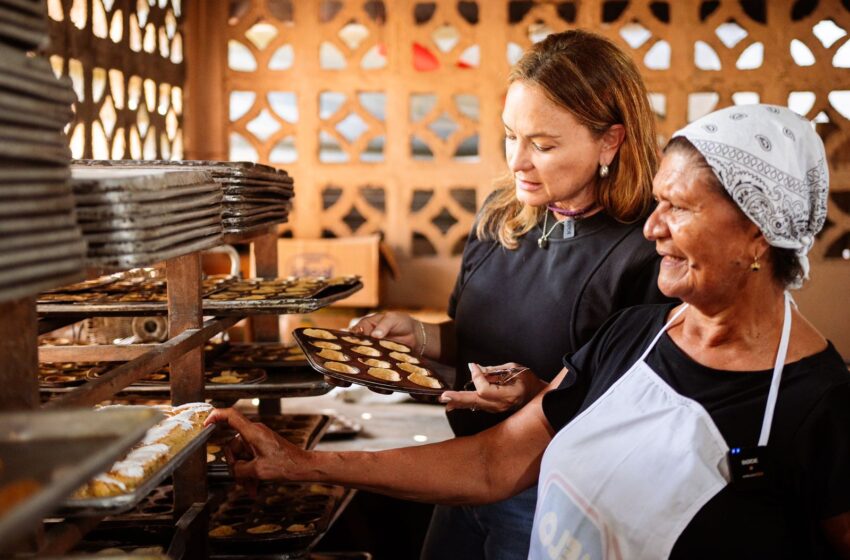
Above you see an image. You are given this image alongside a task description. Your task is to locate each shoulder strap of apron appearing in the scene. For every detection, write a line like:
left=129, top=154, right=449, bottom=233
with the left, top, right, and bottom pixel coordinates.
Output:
left=757, top=291, right=793, bottom=446
left=637, top=303, right=690, bottom=363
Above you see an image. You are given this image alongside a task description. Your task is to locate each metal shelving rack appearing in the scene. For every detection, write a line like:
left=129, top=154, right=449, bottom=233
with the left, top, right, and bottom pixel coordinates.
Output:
left=0, top=224, right=358, bottom=557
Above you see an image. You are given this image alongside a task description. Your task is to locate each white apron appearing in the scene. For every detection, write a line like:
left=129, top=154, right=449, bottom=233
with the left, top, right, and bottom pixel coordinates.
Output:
left=529, top=294, right=792, bottom=560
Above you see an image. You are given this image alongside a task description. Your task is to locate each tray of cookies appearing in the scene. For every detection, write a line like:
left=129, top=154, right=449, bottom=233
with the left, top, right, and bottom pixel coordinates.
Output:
left=61, top=403, right=215, bottom=516
left=207, top=481, right=350, bottom=554
left=210, top=342, right=308, bottom=369
left=292, top=328, right=451, bottom=395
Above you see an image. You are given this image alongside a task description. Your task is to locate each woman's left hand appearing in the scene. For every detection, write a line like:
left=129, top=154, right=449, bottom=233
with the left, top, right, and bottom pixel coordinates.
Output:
left=438, top=362, right=547, bottom=413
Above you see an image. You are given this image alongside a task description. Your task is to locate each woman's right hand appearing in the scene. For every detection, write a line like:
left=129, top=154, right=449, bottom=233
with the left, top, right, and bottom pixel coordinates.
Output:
left=205, top=408, right=309, bottom=487
left=350, top=311, right=420, bottom=351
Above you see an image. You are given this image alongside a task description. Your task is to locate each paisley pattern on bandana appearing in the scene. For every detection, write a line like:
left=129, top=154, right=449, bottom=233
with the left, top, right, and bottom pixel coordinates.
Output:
left=673, top=104, right=829, bottom=288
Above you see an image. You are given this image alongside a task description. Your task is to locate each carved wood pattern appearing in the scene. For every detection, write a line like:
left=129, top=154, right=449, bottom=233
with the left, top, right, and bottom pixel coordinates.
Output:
left=221, top=1, right=850, bottom=266
left=45, top=0, right=185, bottom=161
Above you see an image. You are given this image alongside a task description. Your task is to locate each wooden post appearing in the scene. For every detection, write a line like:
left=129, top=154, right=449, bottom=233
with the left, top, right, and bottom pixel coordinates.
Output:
left=0, top=298, right=39, bottom=411
left=250, top=231, right=283, bottom=415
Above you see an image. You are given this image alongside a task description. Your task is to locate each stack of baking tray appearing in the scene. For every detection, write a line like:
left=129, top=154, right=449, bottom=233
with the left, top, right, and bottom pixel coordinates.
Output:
left=69, top=167, right=224, bottom=269
left=0, top=0, right=49, bottom=52
left=74, top=160, right=294, bottom=235
left=0, top=11, right=85, bottom=303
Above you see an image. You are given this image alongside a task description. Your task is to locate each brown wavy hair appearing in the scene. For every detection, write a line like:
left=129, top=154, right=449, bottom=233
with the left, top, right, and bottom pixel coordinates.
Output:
left=476, top=29, right=659, bottom=248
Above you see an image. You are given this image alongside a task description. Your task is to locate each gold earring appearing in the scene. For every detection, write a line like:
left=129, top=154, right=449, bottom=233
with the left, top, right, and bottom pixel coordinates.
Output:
left=751, top=254, right=761, bottom=272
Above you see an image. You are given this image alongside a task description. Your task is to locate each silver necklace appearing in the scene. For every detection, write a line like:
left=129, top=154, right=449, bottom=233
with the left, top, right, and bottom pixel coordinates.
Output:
left=538, top=211, right=574, bottom=249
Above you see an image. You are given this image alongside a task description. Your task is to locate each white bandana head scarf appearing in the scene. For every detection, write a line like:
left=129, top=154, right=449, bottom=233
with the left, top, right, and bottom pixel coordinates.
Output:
left=672, top=104, right=829, bottom=288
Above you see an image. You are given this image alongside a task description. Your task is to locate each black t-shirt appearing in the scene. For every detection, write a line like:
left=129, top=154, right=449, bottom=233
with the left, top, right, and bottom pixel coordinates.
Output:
left=447, top=209, right=670, bottom=437
left=543, top=303, right=850, bottom=559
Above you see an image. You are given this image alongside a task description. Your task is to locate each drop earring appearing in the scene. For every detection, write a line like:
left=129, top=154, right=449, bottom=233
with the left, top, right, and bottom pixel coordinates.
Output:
left=751, top=254, right=761, bottom=272
left=599, top=164, right=609, bottom=178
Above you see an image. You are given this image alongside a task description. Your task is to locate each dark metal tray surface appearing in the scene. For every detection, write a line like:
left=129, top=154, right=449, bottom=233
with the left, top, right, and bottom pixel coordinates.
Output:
left=75, top=159, right=293, bottom=185
left=223, top=214, right=290, bottom=233
left=212, top=342, right=308, bottom=369
left=60, top=424, right=215, bottom=516
left=0, top=212, right=77, bottom=234
left=0, top=251, right=84, bottom=287
left=0, top=180, right=72, bottom=199
left=0, top=268, right=85, bottom=304
left=0, top=226, right=81, bottom=253
left=85, top=234, right=222, bottom=269
left=0, top=407, right=162, bottom=547
left=0, top=123, right=68, bottom=145
left=293, top=327, right=452, bottom=396
left=222, top=203, right=289, bottom=218
left=73, top=182, right=220, bottom=205
left=0, top=139, right=70, bottom=165
left=78, top=203, right=221, bottom=233
left=0, top=100, right=71, bottom=129
left=82, top=215, right=221, bottom=244
left=0, top=193, right=75, bottom=216
left=0, top=238, right=87, bottom=269
left=38, top=273, right=233, bottom=303
left=75, top=191, right=222, bottom=220
left=70, top=167, right=213, bottom=193
left=87, top=224, right=222, bottom=256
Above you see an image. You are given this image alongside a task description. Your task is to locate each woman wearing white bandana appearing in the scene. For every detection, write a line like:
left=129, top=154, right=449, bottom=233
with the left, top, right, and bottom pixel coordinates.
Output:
left=208, top=105, right=850, bottom=559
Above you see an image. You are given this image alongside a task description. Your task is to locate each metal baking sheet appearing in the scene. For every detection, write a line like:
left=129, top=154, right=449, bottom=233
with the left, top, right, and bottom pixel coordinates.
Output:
left=0, top=97, right=72, bottom=129
left=70, top=167, right=213, bottom=194
left=0, top=181, right=71, bottom=199
left=0, top=164, right=69, bottom=184
left=0, top=247, right=85, bottom=285
left=79, top=204, right=221, bottom=233
left=0, top=267, right=85, bottom=304
left=0, top=212, right=77, bottom=235
left=223, top=203, right=289, bottom=217
left=0, top=139, right=70, bottom=165
left=0, top=123, right=67, bottom=145
left=73, top=182, right=219, bottom=205
left=0, top=407, right=161, bottom=546
left=0, top=67, right=76, bottom=106
left=0, top=0, right=45, bottom=16
left=0, top=19, right=47, bottom=50
left=212, top=342, right=308, bottom=369
left=222, top=194, right=292, bottom=205
left=0, top=237, right=86, bottom=269
left=0, top=4, right=48, bottom=31
left=37, top=281, right=362, bottom=317
left=82, top=215, right=221, bottom=244
left=76, top=191, right=222, bottom=220
left=87, top=224, right=222, bottom=256
left=223, top=213, right=290, bottom=232
left=293, top=327, right=452, bottom=396
left=0, top=192, right=75, bottom=216
left=0, top=226, right=80, bottom=252
left=60, top=424, right=215, bottom=516
left=85, top=233, right=222, bottom=269
left=75, top=159, right=293, bottom=185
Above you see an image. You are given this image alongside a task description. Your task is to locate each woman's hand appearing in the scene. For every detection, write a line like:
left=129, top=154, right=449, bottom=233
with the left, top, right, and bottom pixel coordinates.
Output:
left=205, top=408, right=309, bottom=486
left=350, top=311, right=421, bottom=351
left=438, top=363, right=548, bottom=414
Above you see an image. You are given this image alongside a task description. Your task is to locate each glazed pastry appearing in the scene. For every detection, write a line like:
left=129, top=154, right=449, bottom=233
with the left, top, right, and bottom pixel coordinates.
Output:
left=407, top=372, right=442, bottom=389
left=351, top=345, right=381, bottom=357
left=379, top=340, right=411, bottom=353
left=367, top=367, right=401, bottom=382
left=389, top=351, right=419, bottom=364
left=324, top=361, right=359, bottom=374
left=359, top=358, right=392, bottom=368
left=310, top=341, right=342, bottom=350
left=341, top=336, right=372, bottom=345
left=303, top=328, right=337, bottom=340
left=317, top=349, right=349, bottom=362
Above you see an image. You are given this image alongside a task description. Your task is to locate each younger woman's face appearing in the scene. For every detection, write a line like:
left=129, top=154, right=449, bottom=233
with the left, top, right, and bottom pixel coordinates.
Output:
left=502, top=81, right=611, bottom=208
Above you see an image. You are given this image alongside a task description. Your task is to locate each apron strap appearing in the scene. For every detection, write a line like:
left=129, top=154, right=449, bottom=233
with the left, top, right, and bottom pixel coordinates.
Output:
left=637, top=303, right=690, bottom=363
left=757, top=291, right=793, bottom=446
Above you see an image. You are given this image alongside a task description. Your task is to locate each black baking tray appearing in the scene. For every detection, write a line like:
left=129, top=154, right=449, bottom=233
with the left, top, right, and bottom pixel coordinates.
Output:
left=293, top=328, right=451, bottom=396
left=0, top=408, right=161, bottom=547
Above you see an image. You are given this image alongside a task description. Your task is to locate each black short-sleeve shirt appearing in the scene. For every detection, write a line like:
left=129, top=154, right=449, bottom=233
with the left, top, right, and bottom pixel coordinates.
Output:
left=543, top=303, right=850, bottom=559
left=447, top=209, right=670, bottom=437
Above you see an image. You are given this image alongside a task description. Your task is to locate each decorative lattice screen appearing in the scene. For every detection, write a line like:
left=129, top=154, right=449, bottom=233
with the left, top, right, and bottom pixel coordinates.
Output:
left=221, top=0, right=850, bottom=276
left=46, top=0, right=186, bottom=161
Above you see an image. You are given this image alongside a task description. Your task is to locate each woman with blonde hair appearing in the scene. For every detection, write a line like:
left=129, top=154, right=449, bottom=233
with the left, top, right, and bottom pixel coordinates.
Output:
left=351, top=29, right=669, bottom=558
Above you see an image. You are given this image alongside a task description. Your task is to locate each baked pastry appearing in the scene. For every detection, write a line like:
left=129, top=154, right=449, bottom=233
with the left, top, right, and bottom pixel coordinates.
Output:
left=342, top=336, right=371, bottom=345
left=303, top=328, right=337, bottom=340
left=209, top=525, right=237, bottom=537
left=397, top=362, right=431, bottom=376
left=379, top=340, right=410, bottom=353
left=317, top=349, right=349, bottom=362
left=351, top=345, right=381, bottom=357
left=359, top=358, right=391, bottom=368
left=324, top=361, right=359, bottom=374
left=73, top=403, right=212, bottom=498
left=389, top=351, right=419, bottom=364
left=310, top=341, right=341, bottom=350
left=408, top=372, right=442, bottom=389
left=367, top=367, right=401, bottom=382
left=247, top=523, right=282, bottom=534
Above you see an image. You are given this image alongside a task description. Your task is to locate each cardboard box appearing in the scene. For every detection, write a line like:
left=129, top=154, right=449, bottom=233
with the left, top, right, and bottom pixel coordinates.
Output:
left=277, top=235, right=397, bottom=308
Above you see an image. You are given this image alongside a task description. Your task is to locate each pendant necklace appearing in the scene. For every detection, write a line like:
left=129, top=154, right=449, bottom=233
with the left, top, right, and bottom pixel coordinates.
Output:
left=537, top=202, right=598, bottom=249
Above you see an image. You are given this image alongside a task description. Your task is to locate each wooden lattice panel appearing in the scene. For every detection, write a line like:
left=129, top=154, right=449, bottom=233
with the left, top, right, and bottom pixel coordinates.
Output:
left=46, top=0, right=186, bottom=160
left=216, top=0, right=850, bottom=304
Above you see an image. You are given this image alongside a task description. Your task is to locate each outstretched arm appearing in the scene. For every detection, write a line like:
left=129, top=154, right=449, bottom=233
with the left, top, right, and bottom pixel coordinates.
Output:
left=207, top=369, right=566, bottom=505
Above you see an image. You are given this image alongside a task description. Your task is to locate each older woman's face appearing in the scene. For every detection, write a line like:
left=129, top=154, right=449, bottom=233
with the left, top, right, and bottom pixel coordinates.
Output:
left=502, top=81, right=610, bottom=208
left=644, top=151, right=762, bottom=306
